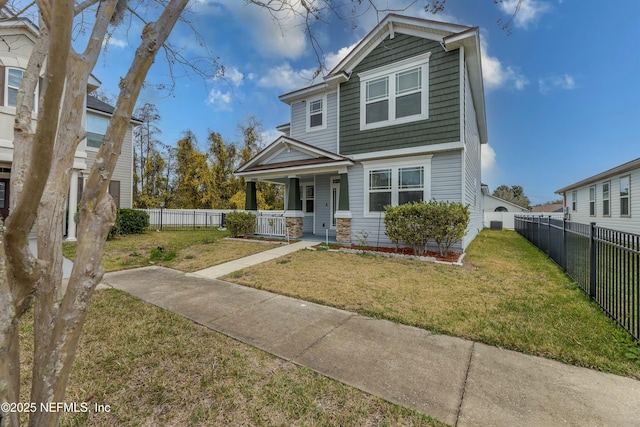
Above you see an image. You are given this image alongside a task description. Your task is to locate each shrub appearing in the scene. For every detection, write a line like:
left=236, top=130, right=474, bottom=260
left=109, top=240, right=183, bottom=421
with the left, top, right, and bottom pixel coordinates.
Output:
left=109, top=208, right=150, bottom=239
left=225, top=211, right=256, bottom=237
left=383, top=200, right=470, bottom=256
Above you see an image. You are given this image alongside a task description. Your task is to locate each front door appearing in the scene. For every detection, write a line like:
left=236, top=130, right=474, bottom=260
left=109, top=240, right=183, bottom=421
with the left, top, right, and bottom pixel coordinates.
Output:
left=330, top=177, right=340, bottom=229
left=0, top=179, right=9, bottom=219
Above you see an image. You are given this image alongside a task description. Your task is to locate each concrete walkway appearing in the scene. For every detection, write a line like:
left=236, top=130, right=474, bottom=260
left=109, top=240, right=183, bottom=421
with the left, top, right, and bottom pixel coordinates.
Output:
left=191, top=240, right=318, bottom=279
left=101, top=264, right=640, bottom=426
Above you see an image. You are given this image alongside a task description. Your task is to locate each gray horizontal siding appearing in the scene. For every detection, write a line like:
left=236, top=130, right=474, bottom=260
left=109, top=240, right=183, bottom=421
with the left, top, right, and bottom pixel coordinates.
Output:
left=263, top=148, right=315, bottom=165
left=431, top=151, right=462, bottom=203
left=340, top=33, right=460, bottom=156
left=290, top=92, right=338, bottom=154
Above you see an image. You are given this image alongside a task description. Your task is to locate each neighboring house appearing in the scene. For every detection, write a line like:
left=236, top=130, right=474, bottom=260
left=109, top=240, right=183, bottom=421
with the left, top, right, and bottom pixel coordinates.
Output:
left=481, top=185, right=529, bottom=213
left=237, top=14, right=487, bottom=251
left=531, top=203, right=563, bottom=213
left=0, top=17, right=137, bottom=240
left=556, top=157, right=640, bottom=234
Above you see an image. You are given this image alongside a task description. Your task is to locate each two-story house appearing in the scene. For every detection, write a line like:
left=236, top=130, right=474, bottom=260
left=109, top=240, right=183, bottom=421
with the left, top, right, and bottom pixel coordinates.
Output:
left=237, top=14, right=488, bottom=251
left=0, top=16, right=137, bottom=240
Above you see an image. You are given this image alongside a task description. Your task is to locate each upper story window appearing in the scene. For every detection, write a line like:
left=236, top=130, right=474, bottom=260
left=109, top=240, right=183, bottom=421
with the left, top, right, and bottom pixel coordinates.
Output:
left=5, top=67, right=37, bottom=110
left=602, top=181, right=610, bottom=216
left=86, top=114, right=109, bottom=148
left=620, top=175, right=630, bottom=216
left=359, top=52, right=430, bottom=131
left=306, top=96, right=326, bottom=132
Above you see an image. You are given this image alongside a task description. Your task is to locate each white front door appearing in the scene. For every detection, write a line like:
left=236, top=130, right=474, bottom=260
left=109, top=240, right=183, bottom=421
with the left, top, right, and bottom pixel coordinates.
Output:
left=330, top=177, right=340, bottom=229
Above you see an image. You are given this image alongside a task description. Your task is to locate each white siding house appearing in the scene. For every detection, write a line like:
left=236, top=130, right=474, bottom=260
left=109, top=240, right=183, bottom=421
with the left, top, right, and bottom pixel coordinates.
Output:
left=0, top=17, right=137, bottom=240
left=556, top=157, right=640, bottom=234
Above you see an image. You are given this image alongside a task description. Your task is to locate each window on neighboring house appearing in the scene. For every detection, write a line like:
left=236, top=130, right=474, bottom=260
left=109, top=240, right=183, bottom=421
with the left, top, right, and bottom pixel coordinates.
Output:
left=359, top=53, right=430, bottom=130
left=364, top=156, right=431, bottom=214
left=86, top=114, right=109, bottom=148
left=620, top=176, right=630, bottom=216
left=571, top=190, right=577, bottom=211
left=589, top=185, right=596, bottom=216
left=300, top=184, right=314, bottom=214
left=307, top=96, right=326, bottom=131
left=602, top=181, right=610, bottom=216
left=5, top=67, right=37, bottom=110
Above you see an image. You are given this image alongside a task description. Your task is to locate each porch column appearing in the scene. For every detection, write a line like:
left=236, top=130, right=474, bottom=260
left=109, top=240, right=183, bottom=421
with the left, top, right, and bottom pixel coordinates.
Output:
left=285, top=177, right=303, bottom=238
left=335, top=173, right=352, bottom=243
left=66, top=169, right=79, bottom=241
left=245, top=180, right=258, bottom=211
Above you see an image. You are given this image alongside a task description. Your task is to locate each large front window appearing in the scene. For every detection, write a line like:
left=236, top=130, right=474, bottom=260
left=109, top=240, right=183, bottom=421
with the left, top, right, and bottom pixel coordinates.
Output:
left=364, top=156, right=431, bottom=214
left=359, top=53, right=430, bottom=130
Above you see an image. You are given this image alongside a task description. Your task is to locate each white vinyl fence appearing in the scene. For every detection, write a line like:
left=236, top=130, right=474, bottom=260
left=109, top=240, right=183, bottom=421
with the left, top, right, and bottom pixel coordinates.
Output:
left=484, top=211, right=563, bottom=230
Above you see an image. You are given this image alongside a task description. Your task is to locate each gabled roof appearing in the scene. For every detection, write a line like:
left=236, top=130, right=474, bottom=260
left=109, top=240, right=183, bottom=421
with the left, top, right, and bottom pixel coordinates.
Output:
left=279, top=14, right=488, bottom=144
left=87, top=95, right=143, bottom=124
left=556, top=157, right=640, bottom=194
left=236, top=136, right=353, bottom=176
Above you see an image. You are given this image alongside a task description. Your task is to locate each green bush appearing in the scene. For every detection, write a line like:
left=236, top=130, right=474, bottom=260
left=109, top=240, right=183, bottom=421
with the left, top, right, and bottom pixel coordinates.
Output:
left=225, top=211, right=256, bottom=237
left=109, top=208, right=150, bottom=239
left=383, top=200, right=470, bottom=256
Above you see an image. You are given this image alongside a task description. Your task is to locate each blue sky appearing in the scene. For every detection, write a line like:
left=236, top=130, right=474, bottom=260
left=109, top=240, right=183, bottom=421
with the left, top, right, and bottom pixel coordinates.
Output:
left=90, top=0, right=640, bottom=205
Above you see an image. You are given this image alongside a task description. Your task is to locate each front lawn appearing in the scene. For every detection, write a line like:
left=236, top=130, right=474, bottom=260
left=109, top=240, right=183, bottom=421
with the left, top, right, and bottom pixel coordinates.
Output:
left=224, top=229, right=640, bottom=378
left=62, top=229, right=280, bottom=272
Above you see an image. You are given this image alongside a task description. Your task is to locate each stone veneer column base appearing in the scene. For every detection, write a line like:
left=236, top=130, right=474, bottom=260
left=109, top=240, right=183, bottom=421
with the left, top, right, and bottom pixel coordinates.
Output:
left=336, top=217, right=351, bottom=243
left=286, top=217, right=303, bottom=239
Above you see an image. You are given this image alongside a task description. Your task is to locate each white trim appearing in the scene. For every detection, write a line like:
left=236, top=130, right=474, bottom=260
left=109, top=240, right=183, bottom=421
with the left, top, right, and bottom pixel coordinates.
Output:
left=459, top=47, right=465, bottom=146
left=362, top=155, right=433, bottom=217
left=237, top=160, right=354, bottom=180
left=284, top=210, right=305, bottom=218
left=359, top=53, right=430, bottom=131
left=350, top=141, right=462, bottom=161
left=334, top=210, right=352, bottom=219
left=306, top=94, right=327, bottom=132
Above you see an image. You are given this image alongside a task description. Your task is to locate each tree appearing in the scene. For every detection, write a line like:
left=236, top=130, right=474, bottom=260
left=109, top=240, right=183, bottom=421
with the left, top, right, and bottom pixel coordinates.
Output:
left=0, top=1, right=190, bottom=426
left=171, top=132, right=213, bottom=209
left=133, top=102, right=164, bottom=207
left=208, top=131, right=239, bottom=208
left=493, top=184, right=531, bottom=209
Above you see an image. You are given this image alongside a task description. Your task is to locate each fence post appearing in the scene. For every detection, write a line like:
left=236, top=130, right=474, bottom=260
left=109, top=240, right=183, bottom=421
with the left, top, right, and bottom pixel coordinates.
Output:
left=562, top=217, right=567, bottom=272
left=547, top=215, right=551, bottom=256
left=589, top=222, right=596, bottom=299
left=160, top=207, right=163, bottom=231
left=193, top=210, right=196, bottom=230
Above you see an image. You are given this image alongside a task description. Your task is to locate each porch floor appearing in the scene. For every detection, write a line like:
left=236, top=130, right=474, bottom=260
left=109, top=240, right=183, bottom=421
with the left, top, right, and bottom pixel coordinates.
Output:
left=253, top=232, right=338, bottom=244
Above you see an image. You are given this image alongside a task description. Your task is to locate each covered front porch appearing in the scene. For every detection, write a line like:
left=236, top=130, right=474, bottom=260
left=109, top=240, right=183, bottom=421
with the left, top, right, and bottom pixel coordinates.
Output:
left=236, top=137, right=354, bottom=243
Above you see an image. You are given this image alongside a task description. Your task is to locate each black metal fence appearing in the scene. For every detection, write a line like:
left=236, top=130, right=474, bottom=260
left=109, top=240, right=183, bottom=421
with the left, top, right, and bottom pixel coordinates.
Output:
left=515, top=215, right=639, bottom=340
left=139, top=209, right=226, bottom=231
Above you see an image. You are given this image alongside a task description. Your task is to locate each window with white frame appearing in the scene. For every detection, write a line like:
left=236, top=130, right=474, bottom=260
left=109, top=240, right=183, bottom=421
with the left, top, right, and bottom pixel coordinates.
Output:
left=602, top=181, right=610, bottom=216
left=86, top=114, right=109, bottom=148
left=571, top=190, right=577, bottom=211
left=307, top=96, right=326, bottom=131
left=300, top=184, right=314, bottom=214
left=620, top=176, right=630, bottom=216
left=359, top=53, right=430, bottom=130
left=589, top=185, right=596, bottom=216
left=5, top=67, right=37, bottom=110
left=364, top=156, right=431, bottom=214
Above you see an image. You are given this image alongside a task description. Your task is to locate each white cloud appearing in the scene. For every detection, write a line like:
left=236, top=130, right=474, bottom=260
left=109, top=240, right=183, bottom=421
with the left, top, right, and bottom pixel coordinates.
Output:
left=497, top=0, right=552, bottom=29
left=324, top=43, right=358, bottom=73
left=103, top=35, right=127, bottom=49
left=538, top=74, right=576, bottom=94
left=257, top=63, right=318, bottom=92
left=217, top=66, right=244, bottom=87
left=481, top=37, right=529, bottom=91
left=261, top=128, right=285, bottom=145
left=481, top=144, right=498, bottom=182
left=206, top=89, right=233, bottom=111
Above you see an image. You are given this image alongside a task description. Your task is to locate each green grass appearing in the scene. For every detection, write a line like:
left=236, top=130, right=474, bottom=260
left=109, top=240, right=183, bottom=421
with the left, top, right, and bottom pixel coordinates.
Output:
left=19, top=290, right=443, bottom=426
left=62, top=229, right=281, bottom=272
left=224, top=229, right=640, bottom=378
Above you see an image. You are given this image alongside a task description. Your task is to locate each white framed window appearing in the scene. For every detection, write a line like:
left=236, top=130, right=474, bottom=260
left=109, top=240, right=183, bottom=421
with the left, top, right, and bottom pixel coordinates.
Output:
left=363, top=155, right=432, bottom=215
left=589, top=185, right=596, bottom=216
left=300, top=184, right=314, bottom=214
left=5, top=67, right=37, bottom=110
left=571, top=190, right=577, bottom=211
left=602, top=181, right=610, bottom=217
left=620, top=176, right=630, bottom=216
left=86, top=114, right=109, bottom=149
left=306, top=95, right=326, bottom=132
left=359, top=52, right=430, bottom=131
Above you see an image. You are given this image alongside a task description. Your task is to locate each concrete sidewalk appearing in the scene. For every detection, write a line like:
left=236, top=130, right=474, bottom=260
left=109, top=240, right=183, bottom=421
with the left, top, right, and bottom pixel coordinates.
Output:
left=102, top=266, right=640, bottom=427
